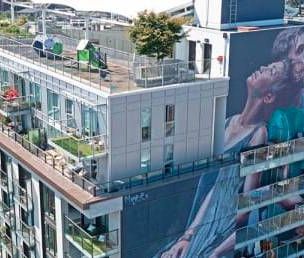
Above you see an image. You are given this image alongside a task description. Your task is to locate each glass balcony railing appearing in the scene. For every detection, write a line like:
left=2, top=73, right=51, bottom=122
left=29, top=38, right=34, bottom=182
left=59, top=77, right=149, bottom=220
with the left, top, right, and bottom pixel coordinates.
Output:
left=238, top=174, right=304, bottom=212
left=0, top=94, right=32, bottom=115
left=97, top=152, right=237, bottom=194
left=262, top=236, right=304, bottom=258
left=0, top=169, right=9, bottom=191
left=236, top=206, right=304, bottom=248
left=0, top=200, right=14, bottom=224
left=13, top=183, right=32, bottom=211
left=0, top=121, right=99, bottom=196
left=64, top=216, right=119, bottom=258
left=17, top=220, right=35, bottom=247
left=240, top=137, right=304, bottom=169
left=0, top=234, right=17, bottom=257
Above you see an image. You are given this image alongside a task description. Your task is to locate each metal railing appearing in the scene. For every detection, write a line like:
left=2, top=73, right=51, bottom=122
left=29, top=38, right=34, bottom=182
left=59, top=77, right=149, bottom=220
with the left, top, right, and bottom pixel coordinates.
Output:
left=262, top=236, right=304, bottom=258
left=64, top=216, right=119, bottom=258
left=0, top=122, right=98, bottom=196
left=0, top=234, right=17, bottom=257
left=0, top=200, right=14, bottom=224
left=17, top=220, right=35, bottom=247
left=238, top=174, right=304, bottom=212
left=0, top=169, right=9, bottom=191
left=0, top=35, right=221, bottom=93
left=236, top=205, right=304, bottom=248
left=0, top=94, right=32, bottom=114
left=13, top=183, right=33, bottom=212
left=240, top=137, right=304, bottom=168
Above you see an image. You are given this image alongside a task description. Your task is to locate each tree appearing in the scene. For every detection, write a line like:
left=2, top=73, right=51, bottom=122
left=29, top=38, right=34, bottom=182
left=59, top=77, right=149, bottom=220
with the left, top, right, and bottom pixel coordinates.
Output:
left=129, top=11, right=188, bottom=61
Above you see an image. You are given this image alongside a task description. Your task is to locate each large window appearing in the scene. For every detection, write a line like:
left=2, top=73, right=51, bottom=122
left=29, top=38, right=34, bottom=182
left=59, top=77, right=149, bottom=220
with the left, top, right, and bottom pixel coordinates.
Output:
left=164, top=144, right=174, bottom=163
left=164, top=144, right=174, bottom=174
left=65, top=99, right=76, bottom=128
left=45, top=223, right=57, bottom=257
left=30, top=82, right=41, bottom=110
left=14, top=74, right=26, bottom=96
left=0, top=68, right=8, bottom=86
left=42, top=185, right=56, bottom=221
left=47, top=89, right=60, bottom=120
left=165, top=104, right=175, bottom=137
left=82, top=106, right=99, bottom=136
left=141, top=107, right=151, bottom=142
left=141, top=148, right=151, bottom=173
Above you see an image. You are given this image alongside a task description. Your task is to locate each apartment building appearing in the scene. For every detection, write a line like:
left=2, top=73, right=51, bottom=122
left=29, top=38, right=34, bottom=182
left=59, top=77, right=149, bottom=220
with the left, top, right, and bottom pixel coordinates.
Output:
left=0, top=4, right=228, bottom=257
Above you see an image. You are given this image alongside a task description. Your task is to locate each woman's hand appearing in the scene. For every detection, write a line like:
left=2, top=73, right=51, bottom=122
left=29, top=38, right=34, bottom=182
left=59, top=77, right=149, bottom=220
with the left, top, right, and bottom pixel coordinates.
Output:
left=160, top=239, right=190, bottom=258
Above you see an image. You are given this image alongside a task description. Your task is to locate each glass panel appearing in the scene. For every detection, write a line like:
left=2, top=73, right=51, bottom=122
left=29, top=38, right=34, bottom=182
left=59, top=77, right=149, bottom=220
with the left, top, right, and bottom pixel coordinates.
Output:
left=141, top=148, right=151, bottom=173
left=164, top=144, right=174, bottom=163
left=141, top=107, right=151, bottom=142
left=47, top=89, right=60, bottom=120
left=165, top=104, right=175, bottom=137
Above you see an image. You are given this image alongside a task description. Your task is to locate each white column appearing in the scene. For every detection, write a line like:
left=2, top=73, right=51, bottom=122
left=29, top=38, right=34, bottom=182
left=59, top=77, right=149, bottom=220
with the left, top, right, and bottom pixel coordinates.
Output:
left=55, top=195, right=65, bottom=258
left=31, top=175, right=43, bottom=258
left=108, top=211, right=121, bottom=258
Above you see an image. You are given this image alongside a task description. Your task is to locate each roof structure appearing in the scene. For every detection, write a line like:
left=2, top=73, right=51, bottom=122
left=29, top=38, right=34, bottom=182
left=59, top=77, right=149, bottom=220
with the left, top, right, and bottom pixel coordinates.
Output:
left=31, top=0, right=191, bottom=18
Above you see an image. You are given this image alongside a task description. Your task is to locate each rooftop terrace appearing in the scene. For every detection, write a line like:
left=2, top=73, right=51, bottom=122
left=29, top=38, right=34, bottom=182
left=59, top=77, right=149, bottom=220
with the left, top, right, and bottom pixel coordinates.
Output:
left=0, top=35, right=214, bottom=94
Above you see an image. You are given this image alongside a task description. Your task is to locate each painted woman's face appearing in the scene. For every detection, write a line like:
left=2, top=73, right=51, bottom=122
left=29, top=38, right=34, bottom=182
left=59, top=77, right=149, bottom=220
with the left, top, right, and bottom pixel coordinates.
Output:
left=288, top=33, right=304, bottom=83
left=246, top=61, right=287, bottom=95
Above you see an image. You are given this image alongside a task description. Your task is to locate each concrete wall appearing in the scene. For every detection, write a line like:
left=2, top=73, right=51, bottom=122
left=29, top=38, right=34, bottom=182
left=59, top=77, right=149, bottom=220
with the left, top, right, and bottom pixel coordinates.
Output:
left=107, top=78, right=229, bottom=180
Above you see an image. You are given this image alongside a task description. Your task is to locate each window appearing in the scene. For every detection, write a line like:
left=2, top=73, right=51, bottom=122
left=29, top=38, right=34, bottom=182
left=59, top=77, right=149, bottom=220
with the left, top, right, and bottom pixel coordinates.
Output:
left=47, top=89, right=60, bottom=120
left=141, top=148, right=151, bottom=173
left=141, top=108, right=151, bottom=142
left=164, top=144, right=174, bottom=175
left=0, top=68, right=8, bottom=86
left=82, top=105, right=99, bottom=136
left=30, top=83, right=41, bottom=110
left=45, top=223, right=57, bottom=257
left=165, top=104, right=175, bottom=137
left=164, top=144, right=174, bottom=163
left=42, top=185, right=56, bottom=221
left=14, top=74, right=26, bottom=96
left=65, top=99, right=76, bottom=128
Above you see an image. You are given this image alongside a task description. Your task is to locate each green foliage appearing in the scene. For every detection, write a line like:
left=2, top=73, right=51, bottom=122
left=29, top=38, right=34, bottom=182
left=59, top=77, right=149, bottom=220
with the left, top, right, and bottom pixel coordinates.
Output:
left=129, top=11, right=188, bottom=61
left=4, top=24, right=21, bottom=34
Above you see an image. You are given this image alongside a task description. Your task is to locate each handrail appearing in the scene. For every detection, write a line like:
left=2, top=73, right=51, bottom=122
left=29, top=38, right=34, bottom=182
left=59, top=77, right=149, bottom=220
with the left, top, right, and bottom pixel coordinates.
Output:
left=0, top=122, right=98, bottom=196
left=240, top=137, right=304, bottom=169
left=97, top=152, right=238, bottom=194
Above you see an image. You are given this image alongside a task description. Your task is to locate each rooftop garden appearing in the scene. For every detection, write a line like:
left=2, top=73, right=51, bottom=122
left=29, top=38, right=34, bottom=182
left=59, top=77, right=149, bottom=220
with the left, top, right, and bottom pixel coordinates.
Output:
left=51, top=135, right=104, bottom=158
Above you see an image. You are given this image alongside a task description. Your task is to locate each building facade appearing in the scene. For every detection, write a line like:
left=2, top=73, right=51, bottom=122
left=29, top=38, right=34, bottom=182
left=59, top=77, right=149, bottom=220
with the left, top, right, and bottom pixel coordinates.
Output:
left=2, top=0, right=304, bottom=258
left=0, top=14, right=228, bottom=258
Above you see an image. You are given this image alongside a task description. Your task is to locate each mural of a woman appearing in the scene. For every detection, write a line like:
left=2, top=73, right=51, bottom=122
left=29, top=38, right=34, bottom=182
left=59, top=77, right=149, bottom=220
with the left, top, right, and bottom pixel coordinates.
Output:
left=156, top=59, right=300, bottom=258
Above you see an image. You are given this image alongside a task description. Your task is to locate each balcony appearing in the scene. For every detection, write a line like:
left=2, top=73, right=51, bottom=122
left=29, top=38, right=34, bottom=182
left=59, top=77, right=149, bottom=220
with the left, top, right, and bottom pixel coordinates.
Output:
left=0, top=91, right=31, bottom=117
left=261, top=236, right=304, bottom=258
left=16, top=220, right=35, bottom=248
left=13, top=183, right=32, bottom=211
left=49, top=134, right=106, bottom=160
left=0, top=234, right=17, bottom=257
left=240, top=137, right=304, bottom=177
left=0, top=200, right=14, bottom=225
left=238, top=174, right=304, bottom=213
left=236, top=205, right=304, bottom=249
left=0, top=169, right=9, bottom=192
left=64, top=216, right=119, bottom=258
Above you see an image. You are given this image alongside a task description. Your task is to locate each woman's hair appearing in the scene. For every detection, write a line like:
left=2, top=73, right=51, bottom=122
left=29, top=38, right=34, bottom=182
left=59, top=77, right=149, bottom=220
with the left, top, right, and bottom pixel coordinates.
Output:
left=272, top=27, right=304, bottom=61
